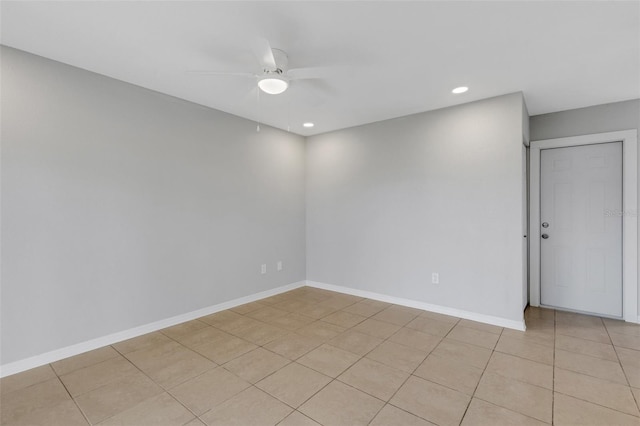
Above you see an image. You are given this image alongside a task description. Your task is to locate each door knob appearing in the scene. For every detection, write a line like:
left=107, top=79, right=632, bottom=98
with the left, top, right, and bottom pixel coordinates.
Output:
left=542, top=234, right=549, bottom=239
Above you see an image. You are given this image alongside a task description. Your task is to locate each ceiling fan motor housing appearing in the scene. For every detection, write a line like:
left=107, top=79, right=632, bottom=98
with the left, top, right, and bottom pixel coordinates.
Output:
left=269, top=48, right=289, bottom=73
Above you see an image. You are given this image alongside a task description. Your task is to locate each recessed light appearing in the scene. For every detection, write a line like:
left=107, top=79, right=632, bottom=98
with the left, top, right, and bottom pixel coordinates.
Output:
left=452, top=86, right=469, bottom=94
left=303, top=122, right=314, bottom=128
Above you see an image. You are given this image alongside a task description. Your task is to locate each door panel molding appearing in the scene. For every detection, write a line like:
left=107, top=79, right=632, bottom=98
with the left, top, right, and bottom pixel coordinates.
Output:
left=530, top=130, right=638, bottom=322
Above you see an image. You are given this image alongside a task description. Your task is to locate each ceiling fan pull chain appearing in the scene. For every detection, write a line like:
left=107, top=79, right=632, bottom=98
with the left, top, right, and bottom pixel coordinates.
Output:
left=287, top=91, right=291, bottom=132
left=256, top=84, right=261, bottom=132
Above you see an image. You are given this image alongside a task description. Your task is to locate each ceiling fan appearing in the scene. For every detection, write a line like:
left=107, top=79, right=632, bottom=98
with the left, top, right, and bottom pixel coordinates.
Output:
left=189, top=38, right=331, bottom=96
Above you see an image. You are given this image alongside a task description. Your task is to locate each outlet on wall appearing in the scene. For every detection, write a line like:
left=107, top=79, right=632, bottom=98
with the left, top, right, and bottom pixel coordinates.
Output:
left=261, top=264, right=267, bottom=274
left=432, top=273, right=439, bottom=284
left=277, top=261, right=283, bottom=271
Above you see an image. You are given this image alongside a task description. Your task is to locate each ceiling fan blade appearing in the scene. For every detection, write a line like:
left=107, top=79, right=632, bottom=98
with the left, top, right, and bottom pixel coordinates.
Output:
left=187, top=70, right=256, bottom=77
left=291, top=79, right=327, bottom=107
left=252, top=38, right=277, bottom=70
left=287, top=66, right=339, bottom=80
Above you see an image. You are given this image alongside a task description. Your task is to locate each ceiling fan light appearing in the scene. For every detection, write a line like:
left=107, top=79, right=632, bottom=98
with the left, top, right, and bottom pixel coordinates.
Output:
left=258, top=77, right=288, bottom=95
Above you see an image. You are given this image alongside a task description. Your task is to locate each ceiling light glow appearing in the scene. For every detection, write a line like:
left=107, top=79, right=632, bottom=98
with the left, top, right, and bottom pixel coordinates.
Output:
left=303, top=122, right=314, bottom=128
left=452, top=86, right=469, bottom=94
left=258, top=77, right=288, bottom=95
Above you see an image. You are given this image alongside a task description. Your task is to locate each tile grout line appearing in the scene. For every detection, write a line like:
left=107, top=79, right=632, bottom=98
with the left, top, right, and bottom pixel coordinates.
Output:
left=598, top=319, right=640, bottom=416
left=0, top=361, right=105, bottom=426
left=553, top=315, right=640, bottom=418
left=261, top=292, right=376, bottom=422
left=259, top=305, right=434, bottom=424
left=0, top=292, right=418, bottom=425
left=464, top=311, right=561, bottom=425
left=244, top=299, right=362, bottom=388
left=8, top=291, right=639, bottom=426
left=289, top=308, right=412, bottom=423
left=470, top=395, right=553, bottom=425
left=377, top=317, right=458, bottom=425
left=115, top=332, right=228, bottom=424
left=457, top=324, right=504, bottom=425
left=113, top=321, right=271, bottom=423
left=238, top=297, right=639, bottom=424
left=363, top=312, right=446, bottom=424
left=119, top=341, right=216, bottom=393
left=200, top=294, right=368, bottom=422
left=551, top=388, right=640, bottom=419
left=552, top=365, right=632, bottom=387
left=552, top=354, right=635, bottom=386
left=151, top=300, right=450, bottom=424
left=191, top=291, right=337, bottom=423
left=492, top=344, right=554, bottom=370
left=107, top=344, right=205, bottom=424
left=53, top=349, right=168, bottom=425
left=553, top=315, right=640, bottom=415
left=555, top=339, right=624, bottom=363
left=50, top=367, right=93, bottom=426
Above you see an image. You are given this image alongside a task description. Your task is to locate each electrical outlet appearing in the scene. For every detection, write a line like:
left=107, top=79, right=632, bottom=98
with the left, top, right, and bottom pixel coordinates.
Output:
left=432, top=273, right=439, bottom=284
left=261, top=264, right=267, bottom=274
left=277, top=261, right=283, bottom=271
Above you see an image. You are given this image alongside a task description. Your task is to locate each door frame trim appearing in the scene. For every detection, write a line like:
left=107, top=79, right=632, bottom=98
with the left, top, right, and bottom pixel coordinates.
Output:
left=529, top=129, right=638, bottom=322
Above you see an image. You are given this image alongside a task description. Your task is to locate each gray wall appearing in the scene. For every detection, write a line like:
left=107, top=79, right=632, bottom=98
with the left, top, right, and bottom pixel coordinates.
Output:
left=306, top=93, right=526, bottom=322
left=1, top=47, right=306, bottom=364
left=530, top=99, right=640, bottom=317
left=530, top=100, right=639, bottom=141
left=6, top=42, right=634, bottom=367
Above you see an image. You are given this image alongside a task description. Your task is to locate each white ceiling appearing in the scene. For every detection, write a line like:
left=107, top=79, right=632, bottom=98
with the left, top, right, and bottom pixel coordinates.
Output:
left=2, top=1, right=639, bottom=136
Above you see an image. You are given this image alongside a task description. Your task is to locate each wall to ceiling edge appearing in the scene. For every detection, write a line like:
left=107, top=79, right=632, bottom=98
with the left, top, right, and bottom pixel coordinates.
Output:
left=306, top=92, right=528, bottom=324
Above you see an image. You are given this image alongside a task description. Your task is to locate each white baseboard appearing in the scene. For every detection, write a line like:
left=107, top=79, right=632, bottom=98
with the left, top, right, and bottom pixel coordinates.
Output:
left=0, top=281, right=306, bottom=378
left=306, top=281, right=527, bottom=331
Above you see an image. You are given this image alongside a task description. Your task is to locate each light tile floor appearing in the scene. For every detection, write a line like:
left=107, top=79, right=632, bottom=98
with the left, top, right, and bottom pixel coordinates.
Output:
left=2, top=287, right=640, bottom=425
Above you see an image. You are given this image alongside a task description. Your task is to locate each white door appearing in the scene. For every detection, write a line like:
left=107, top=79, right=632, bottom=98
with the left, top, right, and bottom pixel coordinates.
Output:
left=540, top=142, right=622, bottom=317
